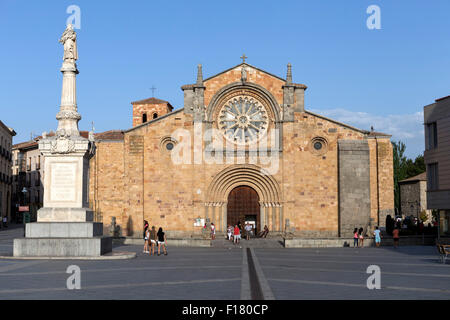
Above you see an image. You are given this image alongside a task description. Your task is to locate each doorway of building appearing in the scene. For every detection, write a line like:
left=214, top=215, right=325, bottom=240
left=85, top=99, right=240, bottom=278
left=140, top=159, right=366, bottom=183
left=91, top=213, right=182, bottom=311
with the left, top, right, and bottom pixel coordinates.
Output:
left=227, top=186, right=260, bottom=234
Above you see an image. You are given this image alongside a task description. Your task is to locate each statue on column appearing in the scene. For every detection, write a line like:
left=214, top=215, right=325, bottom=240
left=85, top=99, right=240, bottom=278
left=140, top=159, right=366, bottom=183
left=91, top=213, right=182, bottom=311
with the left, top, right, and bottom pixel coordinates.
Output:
left=59, top=24, right=78, bottom=62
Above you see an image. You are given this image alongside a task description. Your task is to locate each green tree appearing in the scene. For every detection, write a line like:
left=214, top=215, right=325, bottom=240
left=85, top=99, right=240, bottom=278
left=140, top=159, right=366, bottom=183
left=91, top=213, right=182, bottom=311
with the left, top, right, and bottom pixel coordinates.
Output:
left=393, top=141, right=407, bottom=212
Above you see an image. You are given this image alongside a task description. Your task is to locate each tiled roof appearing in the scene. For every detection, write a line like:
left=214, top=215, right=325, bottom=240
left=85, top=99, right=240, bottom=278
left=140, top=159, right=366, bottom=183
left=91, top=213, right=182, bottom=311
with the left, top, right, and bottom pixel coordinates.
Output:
left=131, top=97, right=171, bottom=105
left=13, top=130, right=124, bottom=149
left=94, top=130, right=124, bottom=141
left=399, top=172, right=427, bottom=183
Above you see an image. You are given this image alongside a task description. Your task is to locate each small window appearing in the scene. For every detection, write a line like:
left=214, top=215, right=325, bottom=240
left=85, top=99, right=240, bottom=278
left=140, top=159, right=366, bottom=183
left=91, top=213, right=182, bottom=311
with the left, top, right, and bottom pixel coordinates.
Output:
left=153, top=113, right=158, bottom=119
left=310, top=137, right=328, bottom=156
left=142, top=113, right=147, bottom=123
left=166, top=142, right=174, bottom=151
left=427, top=163, right=439, bottom=191
left=314, top=141, right=323, bottom=150
left=426, top=122, right=437, bottom=150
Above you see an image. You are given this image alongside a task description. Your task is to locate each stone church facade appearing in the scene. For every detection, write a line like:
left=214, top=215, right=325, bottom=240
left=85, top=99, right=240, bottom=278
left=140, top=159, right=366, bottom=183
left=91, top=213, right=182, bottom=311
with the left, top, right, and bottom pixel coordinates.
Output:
left=89, top=62, right=394, bottom=238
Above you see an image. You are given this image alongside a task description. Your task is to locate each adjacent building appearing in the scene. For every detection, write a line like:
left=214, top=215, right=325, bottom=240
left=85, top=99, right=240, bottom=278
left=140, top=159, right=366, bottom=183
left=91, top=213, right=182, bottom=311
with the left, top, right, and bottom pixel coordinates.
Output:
left=0, top=120, right=16, bottom=223
left=399, top=172, right=432, bottom=223
left=11, top=137, right=44, bottom=222
left=424, top=95, right=450, bottom=237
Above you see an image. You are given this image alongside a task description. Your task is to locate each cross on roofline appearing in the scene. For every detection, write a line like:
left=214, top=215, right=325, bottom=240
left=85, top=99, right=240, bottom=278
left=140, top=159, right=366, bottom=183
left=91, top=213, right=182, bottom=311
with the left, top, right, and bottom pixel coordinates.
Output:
left=150, top=85, right=156, bottom=97
left=240, top=54, right=248, bottom=63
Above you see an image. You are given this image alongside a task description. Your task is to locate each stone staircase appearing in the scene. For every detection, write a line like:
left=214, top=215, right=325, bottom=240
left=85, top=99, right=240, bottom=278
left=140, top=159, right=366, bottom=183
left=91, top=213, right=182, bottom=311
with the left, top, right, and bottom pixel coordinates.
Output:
left=211, top=236, right=285, bottom=249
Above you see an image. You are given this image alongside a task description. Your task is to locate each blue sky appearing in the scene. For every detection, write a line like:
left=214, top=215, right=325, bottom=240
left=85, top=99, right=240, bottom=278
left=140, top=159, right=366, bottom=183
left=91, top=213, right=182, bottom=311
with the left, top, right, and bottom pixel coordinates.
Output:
left=1, top=0, right=449, bottom=158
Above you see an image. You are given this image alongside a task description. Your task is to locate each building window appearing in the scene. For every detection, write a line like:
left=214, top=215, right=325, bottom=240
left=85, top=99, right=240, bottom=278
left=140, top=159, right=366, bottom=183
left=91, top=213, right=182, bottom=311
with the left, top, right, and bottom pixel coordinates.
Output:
left=426, top=122, right=437, bottom=150
left=153, top=113, right=158, bottom=119
left=427, top=163, right=439, bottom=191
left=166, top=142, right=174, bottom=151
left=310, top=137, right=328, bottom=156
left=142, top=113, right=147, bottom=123
left=314, top=141, right=323, bottom=150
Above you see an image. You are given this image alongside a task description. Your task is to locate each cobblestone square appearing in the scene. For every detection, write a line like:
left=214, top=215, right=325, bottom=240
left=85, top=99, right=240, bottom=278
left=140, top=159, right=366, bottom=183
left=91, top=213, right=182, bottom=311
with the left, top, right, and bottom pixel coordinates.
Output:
left=0, top=226, right=449, bottom=300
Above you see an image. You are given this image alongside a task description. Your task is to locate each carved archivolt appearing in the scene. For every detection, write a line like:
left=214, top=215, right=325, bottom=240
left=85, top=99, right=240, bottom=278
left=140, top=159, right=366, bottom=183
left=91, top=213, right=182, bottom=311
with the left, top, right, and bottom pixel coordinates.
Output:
left=207, top=82, right=281, bottom=124
left=206, top=164, right=282, bottom=205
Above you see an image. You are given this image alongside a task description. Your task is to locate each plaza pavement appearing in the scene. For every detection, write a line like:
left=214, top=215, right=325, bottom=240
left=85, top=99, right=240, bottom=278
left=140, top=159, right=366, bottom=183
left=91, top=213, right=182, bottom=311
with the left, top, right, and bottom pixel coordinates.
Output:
left=0, top=225, right=448, bottom=300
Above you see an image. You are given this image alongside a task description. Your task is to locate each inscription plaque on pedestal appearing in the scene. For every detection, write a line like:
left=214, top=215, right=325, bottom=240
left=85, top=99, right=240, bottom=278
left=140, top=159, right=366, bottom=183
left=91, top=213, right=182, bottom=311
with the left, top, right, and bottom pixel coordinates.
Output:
left=50, top=162, right=77, bottom=202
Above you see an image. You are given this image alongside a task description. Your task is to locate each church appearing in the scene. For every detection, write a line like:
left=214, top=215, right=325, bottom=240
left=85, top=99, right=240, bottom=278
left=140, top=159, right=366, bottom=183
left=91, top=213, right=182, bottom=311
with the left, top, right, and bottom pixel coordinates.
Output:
left=89, top=60, right=394, bottom=239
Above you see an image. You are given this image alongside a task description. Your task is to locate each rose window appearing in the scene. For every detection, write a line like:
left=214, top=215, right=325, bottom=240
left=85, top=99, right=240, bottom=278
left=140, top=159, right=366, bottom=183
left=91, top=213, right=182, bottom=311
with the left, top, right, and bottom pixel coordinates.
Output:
left=218, top=96, right=268, bottom=144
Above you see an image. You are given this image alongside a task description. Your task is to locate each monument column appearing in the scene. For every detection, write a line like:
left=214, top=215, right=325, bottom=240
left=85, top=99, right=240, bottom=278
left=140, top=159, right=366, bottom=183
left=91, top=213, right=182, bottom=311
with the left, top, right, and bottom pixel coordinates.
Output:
left=13, top=24, right=112, bottom=257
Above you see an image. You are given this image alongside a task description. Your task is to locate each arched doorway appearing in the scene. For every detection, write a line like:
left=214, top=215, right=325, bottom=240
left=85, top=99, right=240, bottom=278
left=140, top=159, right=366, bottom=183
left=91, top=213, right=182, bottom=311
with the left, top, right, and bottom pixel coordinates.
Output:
left=227, top=186, right=260, bottom=233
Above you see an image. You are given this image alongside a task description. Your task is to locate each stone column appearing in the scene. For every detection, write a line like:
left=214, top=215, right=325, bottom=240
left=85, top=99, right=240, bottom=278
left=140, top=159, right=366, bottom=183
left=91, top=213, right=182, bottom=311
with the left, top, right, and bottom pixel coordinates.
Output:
left=204, top=204, right=209, bottom=221
left=13, top=24, right=112, bottom=257
left=259, top=202, right=265, bottom=232
left=279, top=206, right=284, bottom=232
left=211, top=205, right=216, bottom=226
left=222, top=204, right=227, bottom=232
left=266, top=204, right=272, bottom=231
left=272, top=205, right=278, bottom=232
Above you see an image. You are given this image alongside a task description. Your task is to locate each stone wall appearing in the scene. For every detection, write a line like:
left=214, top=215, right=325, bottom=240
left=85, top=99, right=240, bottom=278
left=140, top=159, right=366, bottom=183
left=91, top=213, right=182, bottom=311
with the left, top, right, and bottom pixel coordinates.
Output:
left=400, top=180, right=432, bottom=222
left=204, top=65, right=284, bottom=108
left=89, top=140, right=125, bottom=235
left=338, top=140, right=371, bottom=237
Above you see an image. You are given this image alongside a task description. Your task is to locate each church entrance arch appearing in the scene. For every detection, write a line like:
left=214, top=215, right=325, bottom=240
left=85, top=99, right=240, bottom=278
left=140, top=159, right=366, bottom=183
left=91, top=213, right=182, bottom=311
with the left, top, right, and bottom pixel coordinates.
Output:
left=205, top=164, right=283, bottom=233
left=227, top=186, right=260, bottom=234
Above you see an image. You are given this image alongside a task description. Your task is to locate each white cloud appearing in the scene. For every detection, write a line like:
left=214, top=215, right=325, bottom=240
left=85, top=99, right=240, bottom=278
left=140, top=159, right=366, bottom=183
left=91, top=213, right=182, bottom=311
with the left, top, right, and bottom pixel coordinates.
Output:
left=310, top=108, right=425, bottom=158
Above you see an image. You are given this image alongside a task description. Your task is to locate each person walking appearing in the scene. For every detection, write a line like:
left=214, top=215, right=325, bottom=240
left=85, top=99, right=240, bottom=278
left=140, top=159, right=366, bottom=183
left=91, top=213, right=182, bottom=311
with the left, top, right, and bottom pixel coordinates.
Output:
left=143, top=220, right=149, bottom=253
left=353, top=228, right=359, bottom=247
left=233, top=224, right=241, bottom=245
left=149, top=226, right=157, bottom=255
left=210, top=223, right=216, bottom=240
left=374, top=226, right=382, bottom=247
left=245, top=223, right=252, bottom=240
left=2, top=216, right=7, bottom=228
left=358, top=227, right=365, bottom=248
left=392, top=226, right=400, bottom=248
left=157, top=227, right=168, bottom=256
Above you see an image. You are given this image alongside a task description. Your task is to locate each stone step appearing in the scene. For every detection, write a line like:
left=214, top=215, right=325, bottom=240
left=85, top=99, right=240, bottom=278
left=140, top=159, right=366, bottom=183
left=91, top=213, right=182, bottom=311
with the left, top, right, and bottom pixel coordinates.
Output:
left=211, top=237, right=284, bottom=249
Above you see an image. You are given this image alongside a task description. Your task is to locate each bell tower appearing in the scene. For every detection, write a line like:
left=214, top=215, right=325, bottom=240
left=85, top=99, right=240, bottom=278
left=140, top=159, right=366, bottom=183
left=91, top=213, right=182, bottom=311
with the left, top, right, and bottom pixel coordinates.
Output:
left=131, top=97, right=173, bottom=127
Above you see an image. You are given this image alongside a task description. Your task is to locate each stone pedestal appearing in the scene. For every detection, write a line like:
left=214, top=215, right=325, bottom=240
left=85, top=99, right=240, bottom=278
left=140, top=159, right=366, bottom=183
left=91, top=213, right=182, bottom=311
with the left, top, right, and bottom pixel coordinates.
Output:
left=14, top=236, right=112, bottom=257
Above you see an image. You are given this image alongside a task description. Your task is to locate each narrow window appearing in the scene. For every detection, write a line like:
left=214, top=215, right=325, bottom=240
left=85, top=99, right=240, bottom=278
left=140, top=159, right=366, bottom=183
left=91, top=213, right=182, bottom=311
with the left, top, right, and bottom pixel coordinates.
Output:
left=142, top=113, right=147, bottom=123
left=427, top=163, right=439, bottom=191
left=153, top=113, right=158, bottom=119
left=426, top=122, right=437, bottom=150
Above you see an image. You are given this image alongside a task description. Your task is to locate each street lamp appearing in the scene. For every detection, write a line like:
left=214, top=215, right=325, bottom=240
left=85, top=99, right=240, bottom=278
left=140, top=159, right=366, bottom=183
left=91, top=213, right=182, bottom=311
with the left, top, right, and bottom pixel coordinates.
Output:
left=21, top=187, right=27, bottom=225
left=21, top=187, right=27, bottom=205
